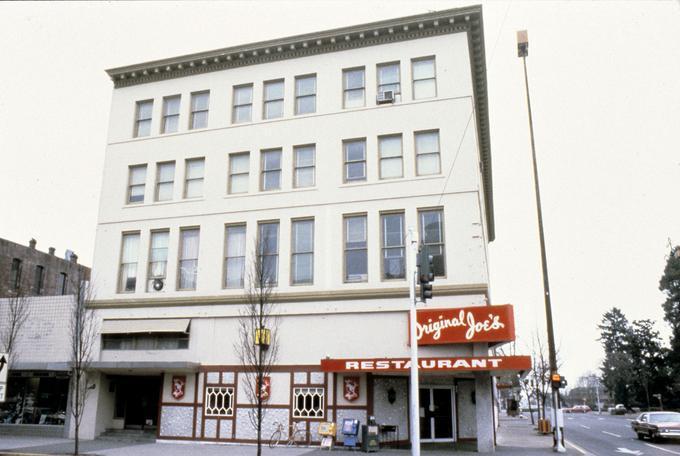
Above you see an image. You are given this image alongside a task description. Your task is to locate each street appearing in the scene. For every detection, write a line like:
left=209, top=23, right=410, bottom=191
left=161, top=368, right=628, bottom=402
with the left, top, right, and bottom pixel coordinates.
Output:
left=563, top=412, right=680, bottom=456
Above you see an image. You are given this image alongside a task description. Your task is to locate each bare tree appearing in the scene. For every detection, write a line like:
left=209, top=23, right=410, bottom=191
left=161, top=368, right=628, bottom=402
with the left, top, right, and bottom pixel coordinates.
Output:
left=530, top=332, right=563, bottom=421
left=234, top=239, right=280, bottom=456
left=0, top=261, right=31, bottom=366
left=68, top=269, right=97, bottom=455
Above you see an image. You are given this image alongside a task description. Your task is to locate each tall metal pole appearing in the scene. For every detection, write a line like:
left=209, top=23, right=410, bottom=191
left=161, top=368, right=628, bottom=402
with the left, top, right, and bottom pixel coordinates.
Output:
left=407, top=228, right=421, bottom=456
left=517, top=30, right=565, bottom=452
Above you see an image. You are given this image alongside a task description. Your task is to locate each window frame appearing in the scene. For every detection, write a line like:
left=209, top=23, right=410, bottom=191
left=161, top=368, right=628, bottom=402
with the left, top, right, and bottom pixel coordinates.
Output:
left=343, top=67, right=366, bottom=108
left=343, top=138, right=367, bottom=183
left=228, top=152, right=250, bottom=194
left=161, top=94, right=181, bottom=134
left=189, top=90, right=210, bottom=130
left=223, top=223, right=247, bottom=289
left=10, top=258, right=22, bottom=290
left=418, top=208, right=447, bottom=278
left=232, top=84, right=254, bottom=124
left=376, top=62, right=401, bottom=96
left=155, top=161, right=175, bottom=202
left=59, top=272, right=68, bottom=295
left=414, top=130, right=442, bottom=176
left=118, top=231, right=141, bottom=294
left=257, top=220, right=280, bottom=286
left=411, top=56, right=437, bottom=100
left=177, top=227, right=200, bottom=291
left=127, top=164, right=147, bottom=205
left=133, top=99, right=153, bottom=138
left=343, top=213, right=368, bottom=283
left=380, top=211, right=406, bottom=281
left=205, top=386, right=235, bottom=417
left=263, top=79, right=285, bottom=120
left=295, top=74, right=317, bottom=115
left=292, top=387, right=325, bottom=419
left=33, top=265, right=45, bottom=295
left=293, top=144, right=316, bottom=188
left=260, top=149, right=282, bottom=192
left=183, top=157, right=205, bottom=199
left=378, top=134, right=404, bottom=180
left=147, top=229, right=170, bottom=292
left=290, top=218, right=314, bottom=286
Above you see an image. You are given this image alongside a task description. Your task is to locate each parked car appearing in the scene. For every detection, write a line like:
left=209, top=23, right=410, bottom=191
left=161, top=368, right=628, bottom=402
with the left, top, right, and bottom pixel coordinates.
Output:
left=631, top=412, right=680, bottom=441
left=570, top=405, right=591, bottom=413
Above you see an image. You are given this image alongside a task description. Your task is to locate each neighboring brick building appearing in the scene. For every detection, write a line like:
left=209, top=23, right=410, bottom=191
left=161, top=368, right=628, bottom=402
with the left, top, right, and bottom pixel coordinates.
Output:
left=0, top=237, right=90, bottom=297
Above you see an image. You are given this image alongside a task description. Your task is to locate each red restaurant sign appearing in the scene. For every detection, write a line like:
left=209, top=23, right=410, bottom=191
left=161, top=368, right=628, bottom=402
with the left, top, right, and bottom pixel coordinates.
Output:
left=321, top=356, right=531, bottom=373
left=414, top=304, right=515, bottom=345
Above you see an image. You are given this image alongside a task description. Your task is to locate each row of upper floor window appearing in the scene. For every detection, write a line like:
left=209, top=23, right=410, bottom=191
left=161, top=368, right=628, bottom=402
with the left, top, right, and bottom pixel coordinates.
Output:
left=125, top=129, right=441, bottom=205
left=116, top=207, right=445, bottom=294
left=8, top=258, right=70, bottom=296
left=131, top=57, right=437, bottom=138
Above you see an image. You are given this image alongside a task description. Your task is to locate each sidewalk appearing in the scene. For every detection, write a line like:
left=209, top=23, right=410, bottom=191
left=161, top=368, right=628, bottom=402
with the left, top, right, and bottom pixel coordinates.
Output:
left=0, top=417, right=578, bottom=455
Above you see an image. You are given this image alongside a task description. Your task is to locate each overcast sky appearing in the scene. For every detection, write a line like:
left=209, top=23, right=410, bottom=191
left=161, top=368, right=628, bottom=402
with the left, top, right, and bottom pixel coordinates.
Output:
left=1, top=1, right=679, bottom=384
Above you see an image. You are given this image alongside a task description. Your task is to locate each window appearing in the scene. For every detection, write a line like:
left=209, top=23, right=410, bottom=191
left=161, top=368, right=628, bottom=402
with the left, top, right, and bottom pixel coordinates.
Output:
left=263, top=79, right=284, bottom=119
left=294, top=145, right=315, bottom=188
left=33, top=265, right=44, bottom=295
left=344, top=139, right=366, bottom=182
left=10, top=258, right=22, bottom=290
left=377, top=62, right=400, bottom=95
left=155, top=161, right=175, bottom=201
left=293, top=387, right=324, bottom=418
left=261, top=149, right=281, bottom=191
left=178, top=228, right=200, bottom=290
left=233, top=84, right=253, bottom=123
left=189, top=91, right=209, bottom=129
left=291, top=219, right=314, bottom=285
left=415, top=130, right=441, bottom=175
left=184, top=158, right=204, bottom=198
left=258, top=222, right=279, bottom=285
left=127, top=165, right=147, bottom=204
left=412, top=57, right=436, bottom=99
left=59, top=272, right=68, bottom=295
left=295, top=74, right=316, bottom=114
left=161, top=95, right=181, bottom=134
left=381, top=213, right=405, bottom=279
left=419, top=209, right=445, bottom=276
left=119, top=233, right=140, bottom=293
left=102, top=333, right=189, bottom=350
left=228, top=153, right=250, bottom=194
left=343, top=67, right=365, bottom=108
left=147, top=231, right=169, bottom=291
left=379, top=134, right=403, bottom=179
left=134, top=100, right=153, bottom=137
left=224, top=225, right=246, bottom=288
left=205, top=387, right=234, bottom=417
left=344, top=215, right=367, bottom=282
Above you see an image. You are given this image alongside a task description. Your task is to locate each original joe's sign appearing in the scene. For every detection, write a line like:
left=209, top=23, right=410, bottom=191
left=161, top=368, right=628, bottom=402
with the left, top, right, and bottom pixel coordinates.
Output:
left=413, top=304, right=516, bottom=345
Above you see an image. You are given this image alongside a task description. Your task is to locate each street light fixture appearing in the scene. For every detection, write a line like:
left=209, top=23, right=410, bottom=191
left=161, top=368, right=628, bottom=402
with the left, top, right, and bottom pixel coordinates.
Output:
left=517, top=29, right=566, bottom=453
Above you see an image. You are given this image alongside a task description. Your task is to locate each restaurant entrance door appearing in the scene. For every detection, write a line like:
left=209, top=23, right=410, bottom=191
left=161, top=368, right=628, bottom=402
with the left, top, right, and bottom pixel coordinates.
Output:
left=419, top=386, right=455, bottom=442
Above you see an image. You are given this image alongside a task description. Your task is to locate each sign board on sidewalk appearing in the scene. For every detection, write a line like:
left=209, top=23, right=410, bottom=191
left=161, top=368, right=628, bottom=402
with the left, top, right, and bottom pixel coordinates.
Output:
left=0, top=353, right=8, bottom=402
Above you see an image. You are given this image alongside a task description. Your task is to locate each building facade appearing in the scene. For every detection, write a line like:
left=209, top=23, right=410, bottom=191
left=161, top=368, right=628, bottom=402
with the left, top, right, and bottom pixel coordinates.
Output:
left=0, top=238, right=90, bottom=436
left=84, top=6, right=528, bottom=452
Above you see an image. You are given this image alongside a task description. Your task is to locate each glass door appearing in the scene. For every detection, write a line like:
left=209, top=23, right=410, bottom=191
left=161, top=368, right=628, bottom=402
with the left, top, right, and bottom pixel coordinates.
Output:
left=419, top=387, right=455, bottom=441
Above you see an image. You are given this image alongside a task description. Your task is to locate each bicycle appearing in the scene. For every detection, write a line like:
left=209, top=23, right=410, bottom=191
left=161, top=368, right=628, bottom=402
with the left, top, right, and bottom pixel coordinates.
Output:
left=269, top=420, right=305, bottom=448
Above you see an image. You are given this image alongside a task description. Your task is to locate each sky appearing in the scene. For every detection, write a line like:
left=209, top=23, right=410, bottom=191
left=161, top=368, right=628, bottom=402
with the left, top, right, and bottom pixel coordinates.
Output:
left=1, top=0, right=679, bottom=385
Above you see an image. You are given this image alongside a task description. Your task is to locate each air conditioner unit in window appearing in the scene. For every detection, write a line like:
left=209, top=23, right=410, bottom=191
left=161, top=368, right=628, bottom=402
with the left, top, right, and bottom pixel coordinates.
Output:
left=376, top=90, right=395, bottom=104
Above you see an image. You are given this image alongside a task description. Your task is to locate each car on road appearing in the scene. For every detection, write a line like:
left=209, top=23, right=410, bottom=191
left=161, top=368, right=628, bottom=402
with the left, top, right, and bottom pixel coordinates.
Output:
left=631, top=411, right=680, bottom=441
left=609, top=404, right=627, bottom=415
left=570, top=405, right=591, bottom=413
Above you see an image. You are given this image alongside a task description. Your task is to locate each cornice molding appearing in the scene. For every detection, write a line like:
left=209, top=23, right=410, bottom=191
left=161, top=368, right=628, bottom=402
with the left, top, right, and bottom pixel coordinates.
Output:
left=88, top=283, right=488, bottom=309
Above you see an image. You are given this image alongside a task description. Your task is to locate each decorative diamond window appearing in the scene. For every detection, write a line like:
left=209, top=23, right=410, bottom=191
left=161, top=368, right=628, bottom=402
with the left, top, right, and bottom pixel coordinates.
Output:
left=293, top=387, right=324, bottom=418
left=205, top=386, right=234, bottom=417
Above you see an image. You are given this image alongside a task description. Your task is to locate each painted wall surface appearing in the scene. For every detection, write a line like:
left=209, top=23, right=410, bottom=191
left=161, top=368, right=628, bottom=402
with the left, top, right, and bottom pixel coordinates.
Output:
left=373, top=376, right=409, bottom=441
left=456, top=379, right=476, bottom=439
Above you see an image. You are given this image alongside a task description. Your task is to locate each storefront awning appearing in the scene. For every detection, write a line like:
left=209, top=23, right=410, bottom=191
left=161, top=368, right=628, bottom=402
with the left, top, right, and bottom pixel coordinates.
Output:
left=90, top=361, right=199, bottom=374
left=100, top=318, right=190, bottom=334
left=321, top=356, right=531, bottom=376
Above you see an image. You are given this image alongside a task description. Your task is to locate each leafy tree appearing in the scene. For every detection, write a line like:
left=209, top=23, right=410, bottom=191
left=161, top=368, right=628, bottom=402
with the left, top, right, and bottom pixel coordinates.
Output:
left=659, top=246, right=680, bottom=401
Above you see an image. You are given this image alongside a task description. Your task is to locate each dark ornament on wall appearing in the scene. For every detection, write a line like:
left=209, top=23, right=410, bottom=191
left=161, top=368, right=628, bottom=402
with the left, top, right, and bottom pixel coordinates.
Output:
left=471, top=389, right=476, bottom=405
left=387, top=387, right=397, bottom=404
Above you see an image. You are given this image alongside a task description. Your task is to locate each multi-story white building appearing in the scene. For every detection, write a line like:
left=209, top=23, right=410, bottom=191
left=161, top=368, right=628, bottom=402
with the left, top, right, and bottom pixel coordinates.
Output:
left=83, top=5, right=529, bottom=452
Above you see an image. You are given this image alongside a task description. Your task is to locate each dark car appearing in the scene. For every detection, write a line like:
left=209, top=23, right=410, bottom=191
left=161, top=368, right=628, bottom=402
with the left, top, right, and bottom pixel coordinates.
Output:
left=631, top=412, right=680, bottom=441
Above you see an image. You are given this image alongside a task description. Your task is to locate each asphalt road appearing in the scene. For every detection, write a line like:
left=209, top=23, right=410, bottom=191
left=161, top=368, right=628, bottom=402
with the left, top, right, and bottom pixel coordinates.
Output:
left=563, top=412, right=680, bottom=456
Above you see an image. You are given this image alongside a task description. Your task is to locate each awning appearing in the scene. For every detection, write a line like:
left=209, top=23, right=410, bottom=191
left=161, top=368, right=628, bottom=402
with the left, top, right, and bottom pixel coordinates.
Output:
left=321, top=356, right=531, bottom=376
left=90, top=361, right=199, bottom=374
left=100, top=318, right=190, bottom=334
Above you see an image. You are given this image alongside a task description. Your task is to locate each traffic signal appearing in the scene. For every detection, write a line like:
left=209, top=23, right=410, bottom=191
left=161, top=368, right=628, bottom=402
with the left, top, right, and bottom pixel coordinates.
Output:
left=418, top=248, right=435, bottom=302
left=551, top=373, right=567, bottom=389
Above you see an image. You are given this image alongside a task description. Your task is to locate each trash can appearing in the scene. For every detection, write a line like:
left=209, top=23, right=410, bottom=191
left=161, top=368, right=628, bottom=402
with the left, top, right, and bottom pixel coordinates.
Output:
left=361, top=416, right=380, bottom=452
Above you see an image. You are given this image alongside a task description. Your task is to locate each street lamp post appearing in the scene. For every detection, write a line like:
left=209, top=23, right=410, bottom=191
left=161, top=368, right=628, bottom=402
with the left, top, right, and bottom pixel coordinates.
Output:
left=517, top=30, right=565, bottom=452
